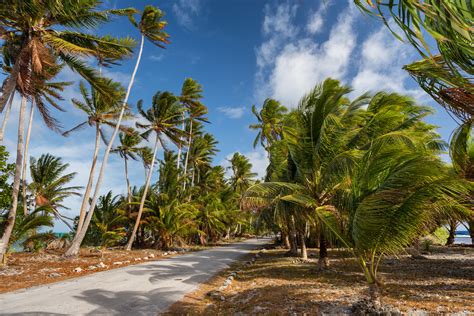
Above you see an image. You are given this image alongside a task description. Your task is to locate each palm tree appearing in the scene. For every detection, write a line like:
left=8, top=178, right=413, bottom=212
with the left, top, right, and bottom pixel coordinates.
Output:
left=21, top=63, right=72, bottom=216
left=250, top=98, right=288, bottom=150
left=180, top=78, right=208, bottom=189
left=187, top=134, right=219, bottom=188
left=0, top=0, right=136, bottom=263
left=0, top=206, right=55, bottom=264
left=0, top=92, right=14, bottom=143
left=62, top=80, right=125, bottom=233
left=354, top=0, right=473, bottom=122
left=138, top=146, right=155, bottom=178
left=65, top=5, right=170, bottom=257
left=89, top=192, right=127, bottom=247
left=28, top=154, right=82, bottom=231
left=228, top=153, right=257, bottom=195
left=125, top=91, right=184, bottom=250
left=112, top=129, right=142, bottom=206
left=450, top=121, right=473, bottom=242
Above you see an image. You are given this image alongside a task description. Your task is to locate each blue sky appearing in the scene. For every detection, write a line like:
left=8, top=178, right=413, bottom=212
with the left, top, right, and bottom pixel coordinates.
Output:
left=2, top=0, right=458, bottom=231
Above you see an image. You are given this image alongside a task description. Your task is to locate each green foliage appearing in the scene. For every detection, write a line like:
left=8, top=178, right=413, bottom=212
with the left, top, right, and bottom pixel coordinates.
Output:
left=0, top=146, right=14, bottom=214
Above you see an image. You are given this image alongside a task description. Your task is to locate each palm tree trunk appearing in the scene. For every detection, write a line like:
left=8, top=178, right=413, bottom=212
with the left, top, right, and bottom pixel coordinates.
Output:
left=65, top=34, right=145, bottom=257
left=446, top=220, right=456, bottom=245
left=124, top=156, right=132, bottom=205
left=125, top=136, right=159, bottom=251
left=299, top=231, right=307, bottom=260
left=182, top=119, right=193, bottom=190
left=76, top=125, right=101, bottom=233
left=288, top=219, right=298, bottom=256
left=0, top=95, right=27, bottom=265
left=0, top=91, right=15, bottom=143
left=318, top=230, right=329, bottom=269
left=281, top=230, right=290, bottom=249
left=176, top=116, right=184, bottom=174
left=21, top=100, right=35, bottom=215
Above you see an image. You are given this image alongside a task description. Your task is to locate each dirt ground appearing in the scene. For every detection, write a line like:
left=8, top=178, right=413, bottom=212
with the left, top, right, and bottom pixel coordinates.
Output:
left=167, top=246, right=474, bottom=315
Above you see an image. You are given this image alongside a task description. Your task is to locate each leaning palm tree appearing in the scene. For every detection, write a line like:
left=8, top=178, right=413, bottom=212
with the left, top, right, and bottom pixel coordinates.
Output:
left=112, top=128, right=142, bottom=205
left=63, top=80, right=125, bottom=233
left=28, top=154, right=82, bottom=231
left=250, top=98, right=288, bottom=150
left=125, top=91, right=184, bottom=250
left=0, top=0, right=136, bottom=263
left=65, top=5, right=170, bottom=257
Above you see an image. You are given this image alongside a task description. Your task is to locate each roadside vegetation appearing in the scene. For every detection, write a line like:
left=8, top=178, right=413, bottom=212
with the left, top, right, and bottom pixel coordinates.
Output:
left=0, top=0, right=472, bottom=313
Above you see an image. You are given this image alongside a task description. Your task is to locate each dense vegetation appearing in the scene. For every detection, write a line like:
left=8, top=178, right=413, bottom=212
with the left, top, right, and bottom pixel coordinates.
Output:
left=0, top=0, right=472, bottom=308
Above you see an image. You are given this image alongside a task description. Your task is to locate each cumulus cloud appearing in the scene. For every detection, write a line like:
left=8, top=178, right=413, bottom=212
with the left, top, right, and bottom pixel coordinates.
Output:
left=350, top=25, right=424, bottom=99
left=172, top=0, right=202, bottom=30
left=256, top=3, right=357, bottom=108
left=149, top=54, right=164, bottom=62
left=217, top=106, right=246, bottom=119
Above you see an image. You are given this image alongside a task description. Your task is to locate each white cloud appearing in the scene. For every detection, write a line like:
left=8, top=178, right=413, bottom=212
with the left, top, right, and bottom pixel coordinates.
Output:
left=256, top=3, right=358, bottom=108
left=217, top=106, right=245, bottom=119
left=221, top=148, right=268, bottom=180
left=350, top=25, right=424, bottom=99
left=306, top=1, right=332, bottom=34
left=172, top=0, right=202, bottom=30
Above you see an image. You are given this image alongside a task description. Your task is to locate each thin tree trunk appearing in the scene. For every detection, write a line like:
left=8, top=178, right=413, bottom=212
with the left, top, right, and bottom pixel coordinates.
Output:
left=288, top=218, right=298, bottom=256
left=176, top=117, right=184, bottom=174
left=446, top=220, right=456, bottom=246
left=76, top=125, right=101, bottom=233
left=469, top=219, right=474, bottom=245
left=124, top=156, right=132, bottom=205
left=299, top=231, right=307, bottom=260
left=65, top=34, right=145, bottom=257
left=281, top=230, right=290, bottom=249
left=21, top=100, right=35, bottom=215
left=125, top=137, right=160, bottom=251
left=0, top=95, right=27, bottom=264
left=182, top=119, right=193, bottom=190
left=0, top=91, right=15, bottom=143
left=318, top=230, right=329, bottom=269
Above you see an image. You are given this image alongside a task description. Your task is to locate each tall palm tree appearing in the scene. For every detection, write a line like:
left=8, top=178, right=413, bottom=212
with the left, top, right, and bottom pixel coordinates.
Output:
left=112, top=129, right=142, bottom=206
left=125, top=91, right=184, bottom=250
left=62, top=80, right=125, bottom=233
left=180, top=78, right=208, bottom=189
left=187, top=133, right=219, bottom=188
left=0, top=92, right=14, bottom=143
left=65, top=5, right=170, bottom=257
left=0, top=0, right=136, bottom=263
left=28, top=154, right=82, bottom=231
left=250, top=98, right=288, bottom=150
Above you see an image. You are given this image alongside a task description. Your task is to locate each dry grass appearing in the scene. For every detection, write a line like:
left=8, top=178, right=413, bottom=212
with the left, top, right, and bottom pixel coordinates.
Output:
left=167, top=246, right=474, bottom=315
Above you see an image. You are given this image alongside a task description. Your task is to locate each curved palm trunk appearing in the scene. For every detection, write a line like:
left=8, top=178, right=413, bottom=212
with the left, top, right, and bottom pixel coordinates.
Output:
left=0, top=92, right=15, bottom=143
left=0, top=95, right=27, bottom=264
left=21, top=100, right=35, bottom=215
left=76, top=125, right=101, bottom=233
left=65, top=34, right=145, bottom=257
left=125, top=136, right=160, bottom=250
left=182, top=119, right=193, bottom=190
